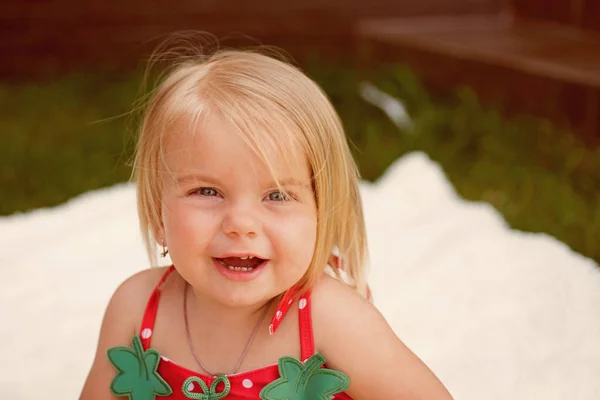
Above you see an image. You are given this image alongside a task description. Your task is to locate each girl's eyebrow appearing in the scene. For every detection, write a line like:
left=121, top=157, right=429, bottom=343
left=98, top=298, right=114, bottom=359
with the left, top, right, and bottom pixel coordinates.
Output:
left=175, top=173, right=222, bottom=186
left=275, top=178, right=312, bottom=189
left=174, top=174, right=311, bottom=189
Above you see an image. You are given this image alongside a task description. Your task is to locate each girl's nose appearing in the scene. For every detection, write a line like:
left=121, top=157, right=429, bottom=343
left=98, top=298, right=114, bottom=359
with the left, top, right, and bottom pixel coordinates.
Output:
left=221, top=201, right=258, bottom=238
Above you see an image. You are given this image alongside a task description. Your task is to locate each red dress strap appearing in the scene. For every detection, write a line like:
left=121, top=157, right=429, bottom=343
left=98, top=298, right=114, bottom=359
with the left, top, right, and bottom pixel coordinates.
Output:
left=268, top=287, right=316, bottom=361
left=139, top=265, right=176, bottom=350
left=268, top=286, right=299, bottom=335
left=297, top=290, right=315, bottom=361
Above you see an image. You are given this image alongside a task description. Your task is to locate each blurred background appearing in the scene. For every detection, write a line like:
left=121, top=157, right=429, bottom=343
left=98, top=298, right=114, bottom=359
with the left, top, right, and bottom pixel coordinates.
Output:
left=1, top=0, right=599, bottom=265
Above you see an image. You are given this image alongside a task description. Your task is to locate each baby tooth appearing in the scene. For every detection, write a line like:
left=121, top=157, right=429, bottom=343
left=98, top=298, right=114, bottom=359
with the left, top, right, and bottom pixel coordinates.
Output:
left=225, top=265, right=254, bottom=272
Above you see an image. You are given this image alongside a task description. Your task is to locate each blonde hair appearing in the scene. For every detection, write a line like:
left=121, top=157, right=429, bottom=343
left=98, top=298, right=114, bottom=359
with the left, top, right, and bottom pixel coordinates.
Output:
left=132, top=41, right=369, bottom=297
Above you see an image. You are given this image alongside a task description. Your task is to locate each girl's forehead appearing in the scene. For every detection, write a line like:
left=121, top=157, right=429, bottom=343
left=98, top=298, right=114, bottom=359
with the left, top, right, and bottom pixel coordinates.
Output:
left=163, top=112, right=310, bottom=182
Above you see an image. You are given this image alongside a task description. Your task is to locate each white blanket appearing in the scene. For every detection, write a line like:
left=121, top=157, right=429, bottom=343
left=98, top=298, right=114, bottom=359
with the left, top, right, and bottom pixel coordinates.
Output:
left=2, top=152, right=599, bottom=399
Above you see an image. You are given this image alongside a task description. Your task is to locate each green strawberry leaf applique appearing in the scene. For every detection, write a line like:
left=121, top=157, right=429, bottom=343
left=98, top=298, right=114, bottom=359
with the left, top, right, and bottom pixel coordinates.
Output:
left=182, top=375, right=231, bottom=399
left=260, top=353, right=350, bottom=400
left=107, top=335, right=172, bottom=400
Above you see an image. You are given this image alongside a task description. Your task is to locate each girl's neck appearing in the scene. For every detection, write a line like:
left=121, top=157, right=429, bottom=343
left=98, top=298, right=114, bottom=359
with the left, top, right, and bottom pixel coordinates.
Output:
left=185, top=283, right=278, bottom=329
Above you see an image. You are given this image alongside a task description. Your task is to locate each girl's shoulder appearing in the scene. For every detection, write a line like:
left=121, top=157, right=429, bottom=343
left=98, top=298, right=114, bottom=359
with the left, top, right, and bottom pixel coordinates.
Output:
left=310, top=275, right=454, bottom=399
left=107, top=266, right=173, bottom=332
left=311, top=274, right=376, bottom=343
left=312, top=272, right=372, bottom=308
left=79, top=266, right=174, bottom=398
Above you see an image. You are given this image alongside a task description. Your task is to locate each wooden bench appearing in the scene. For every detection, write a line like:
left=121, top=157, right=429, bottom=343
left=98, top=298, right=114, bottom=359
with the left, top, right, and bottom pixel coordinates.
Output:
left=0, top=0, right=502, bottom=79
left=357, top=1, right=600, bottom=144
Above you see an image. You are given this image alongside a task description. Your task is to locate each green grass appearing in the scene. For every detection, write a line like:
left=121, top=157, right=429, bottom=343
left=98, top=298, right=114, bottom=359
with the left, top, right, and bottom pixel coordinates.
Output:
left=1, top=62, right=599, bottom=265
left=0, top=72, right=141, bottom=214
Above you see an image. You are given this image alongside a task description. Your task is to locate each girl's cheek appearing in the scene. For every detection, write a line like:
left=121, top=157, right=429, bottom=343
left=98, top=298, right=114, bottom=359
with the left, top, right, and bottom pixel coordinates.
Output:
left=164, top=203, right=220, bottom=235
left=268, top=214, right=317, bottom=249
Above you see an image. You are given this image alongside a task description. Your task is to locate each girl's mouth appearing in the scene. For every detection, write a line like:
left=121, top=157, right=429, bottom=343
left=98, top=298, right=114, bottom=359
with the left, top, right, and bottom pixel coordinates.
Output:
left=212, top=256, right=269, bottom=281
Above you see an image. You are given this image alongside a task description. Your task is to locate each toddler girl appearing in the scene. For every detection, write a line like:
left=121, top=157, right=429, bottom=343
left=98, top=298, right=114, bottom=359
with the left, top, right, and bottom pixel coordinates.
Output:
left=80, top=43, right=453, bottom=400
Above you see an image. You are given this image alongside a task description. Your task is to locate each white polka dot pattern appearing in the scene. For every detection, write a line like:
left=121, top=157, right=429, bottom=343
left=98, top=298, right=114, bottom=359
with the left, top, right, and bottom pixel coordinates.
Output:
left=298, top=298, right=307, bottom=309
left=141, top=328, right=152, bottom=339
left=242, top=378, right=253, bottom=388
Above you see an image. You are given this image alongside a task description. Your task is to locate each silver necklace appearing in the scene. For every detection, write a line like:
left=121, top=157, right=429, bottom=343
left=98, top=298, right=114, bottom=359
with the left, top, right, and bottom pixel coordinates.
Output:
left=183, top=283, right=271, bottom=376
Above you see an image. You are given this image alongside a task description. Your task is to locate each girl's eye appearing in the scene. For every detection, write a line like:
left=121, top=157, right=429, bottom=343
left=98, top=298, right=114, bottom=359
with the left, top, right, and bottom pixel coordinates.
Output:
left=267, top=191, right=291, bottom=202
left=197, top=188, right=218, bottom=197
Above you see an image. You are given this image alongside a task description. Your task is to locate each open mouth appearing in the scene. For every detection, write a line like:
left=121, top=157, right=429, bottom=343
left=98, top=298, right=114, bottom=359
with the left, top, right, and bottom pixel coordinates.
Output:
left=214, top=256, right=268, bottom=272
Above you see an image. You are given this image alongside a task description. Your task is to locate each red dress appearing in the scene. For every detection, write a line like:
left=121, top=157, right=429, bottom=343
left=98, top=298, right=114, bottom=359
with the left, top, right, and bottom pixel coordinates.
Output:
left=135, top=266, right=354, bottom=399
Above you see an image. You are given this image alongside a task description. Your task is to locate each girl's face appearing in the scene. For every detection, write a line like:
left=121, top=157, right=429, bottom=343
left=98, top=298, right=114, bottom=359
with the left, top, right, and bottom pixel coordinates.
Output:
left=160, top=112, right=317, bottom=308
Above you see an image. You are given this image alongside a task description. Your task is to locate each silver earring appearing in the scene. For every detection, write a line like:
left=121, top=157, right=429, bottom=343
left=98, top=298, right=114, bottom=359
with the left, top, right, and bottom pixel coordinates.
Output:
left=161, top=241, right=168, bottom=257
